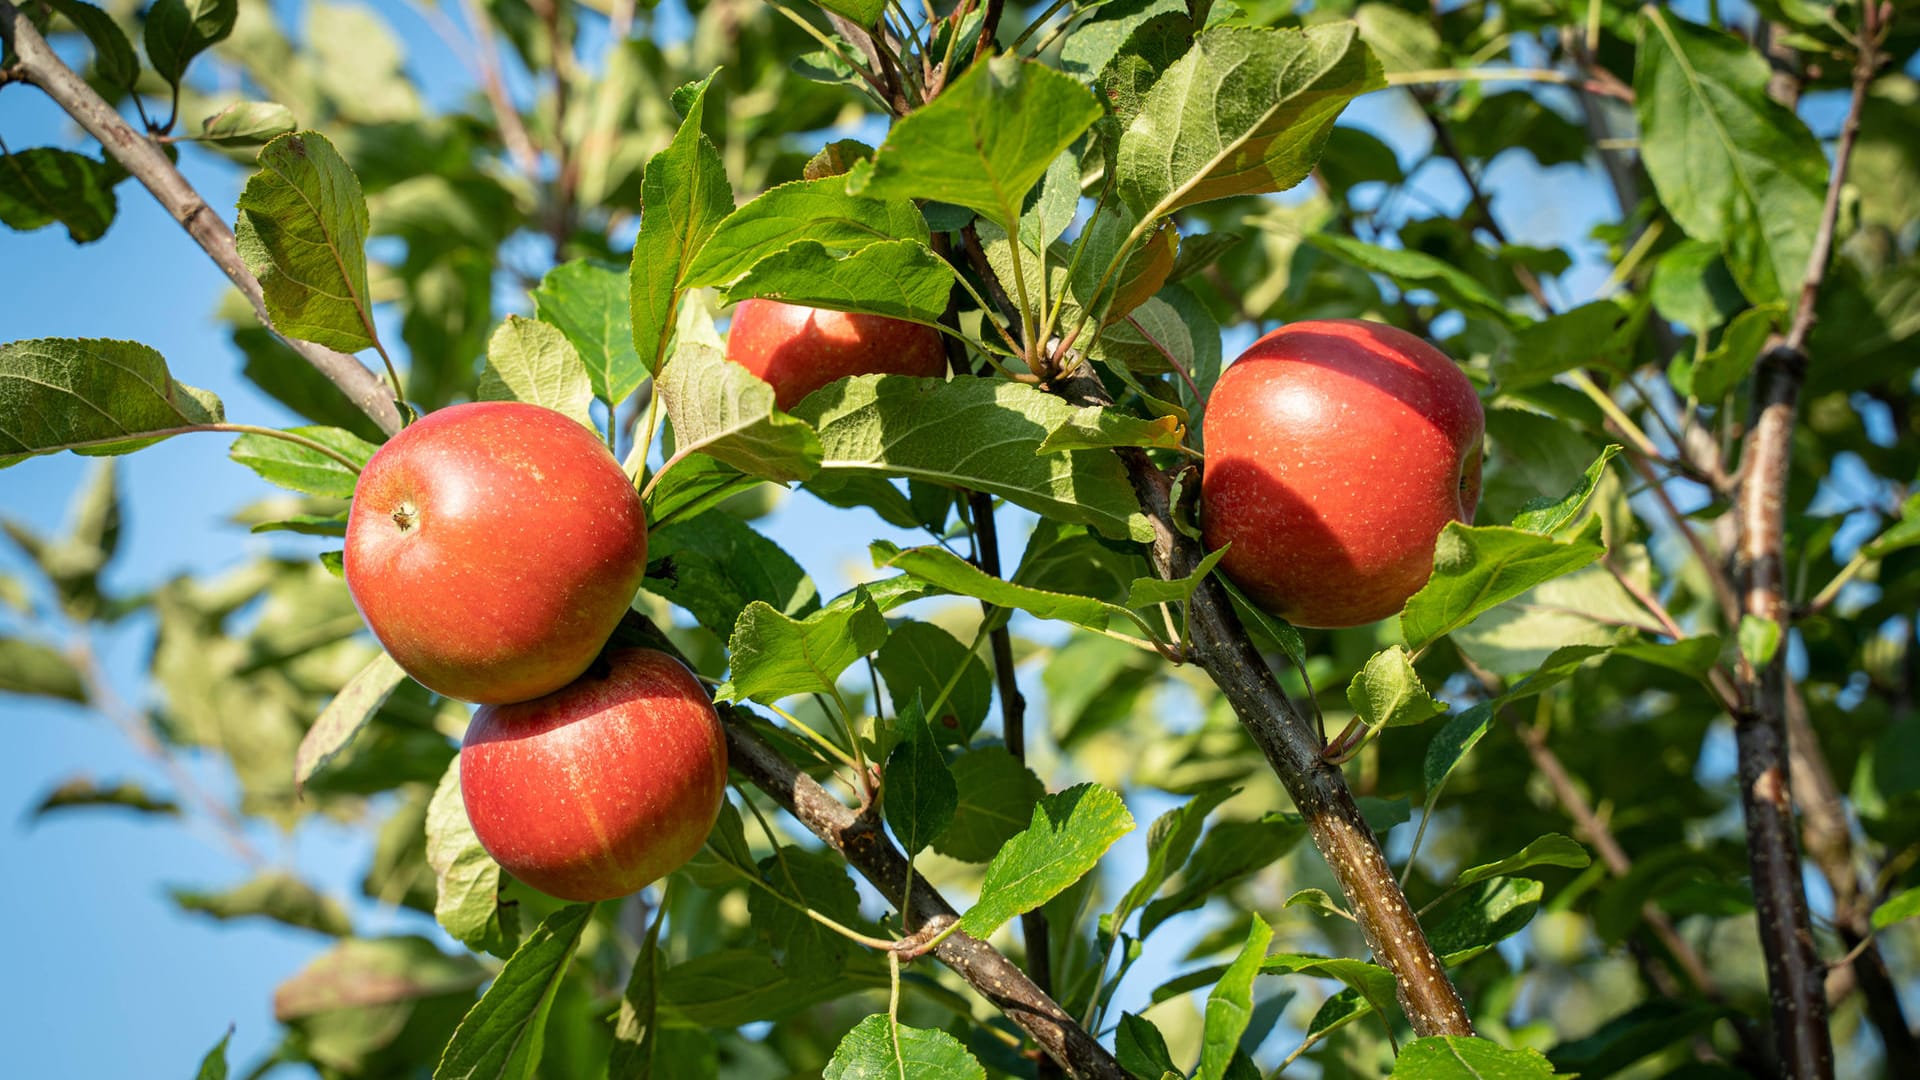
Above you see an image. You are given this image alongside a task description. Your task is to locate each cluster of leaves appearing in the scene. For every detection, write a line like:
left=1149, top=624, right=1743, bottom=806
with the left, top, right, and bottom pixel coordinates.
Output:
left=5, top=0, right=1920, bottom=1078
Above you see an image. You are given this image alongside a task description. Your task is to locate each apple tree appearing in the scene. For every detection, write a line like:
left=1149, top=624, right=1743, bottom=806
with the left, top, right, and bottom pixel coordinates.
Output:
left=1, top=0, right=1917, bottom=1077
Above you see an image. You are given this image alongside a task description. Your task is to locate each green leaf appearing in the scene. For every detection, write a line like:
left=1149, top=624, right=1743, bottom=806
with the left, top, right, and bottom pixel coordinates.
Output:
left=933, top=747, right=1046, bottom=863
left=1635, top=9, right=1828, bottom=303
left=1259, top=953, right=1397, bottom=1020
left=660, top=949, right=885, bottom=1027
left=1871, top=886, right=1920, bottom=930
left=1862, top=493, right=1920, bottom=560
left=231, top=326, right=384, bottom=441
left=195, top=1028, right=232, bottom=1080
left=0, top=337, right=225, bottom=467
left=873, top=541, right=1135, bottom=635
left=1285, top=888, right=1351, bottom=920
left=1116, top=24, right=1382, bottom=219
left=1423, top=645, right=1608, bottom=791
left=683, top=176, right=929, bottom=288
left=1650, top=239, right=1745, bottom=335
left=1390, top=1036, right=1556, bottom=1079
left=198, top=101, right=298, bottom=146
left=644, top=511, right=817, bottom=638
left=657, top=342, right=823, bottom=484
left=644, top=454, right=761, bottom=528
left=1738, top=614, right=1782, bottom=669
left=275, top=935, right=487, bottom=1020
left=531, top=261, right=645, bottom=407
left=1038, top=406, right=1186, bottom=454
left=718, top=589, right=889, bottom=703
left=434, top=903, right=593, bottom=1080
left=1690, top=303, right=1781, bottom=402
left=293, top=651, right=406, bottom=793
left=1113, top=787, right=1237, bottom=932
left=629, top=74, right=732, bottom=379
left=0, top=148, right=119, bottom=244
left=1347, top=646, right=1448, bottom=732
left=875, top=621, right=990, bottom=745
left=143, top=0, right=235, bottom=89
left=31, top=776, right=179, bottom=819
left=960, top=784, right=1134, bottom=938
left=235, top=132, right=377, bottom=353
left=851, top=54, right=1102, bottom=231
left=1116, top=1012, right=1182, bottom=1080
left=808, top=0, right=886, bottom=27
left=1306, top=233, right=1516, bottom=326
left=1426, top=876, right=1543, bottom=965
left=1199, top=915, right=1273, bottom=1080
left=1456, top=834, right=1590, bottom=888
left=171, top=870, right=352, bottom=936
left=1354, top=3, right=1441, bottom=72
left=748, top=846, right=864, bottom=973
left=0, top=636, right=86, bottom=701
left=1401, top=520, right=1608, bottom=654
left=228, top=426, right=377, bottom=499
left=426, top=757, right=518, bottom=957
left=1126, top=546, right=1229, bottom=609
left=478, top=316, right=597, bottom=431
left=1142, top=815, right=1309, bottom=936
left=883, top=696, right=958, bottom=855
left=1500, top=299, right=1647, bottom=387
left=42, top=0, right=139, bottom=88
left=796, top=376, right=1150, bottom=542
left=721, top=239, right=956, bottom=325
left=1513, top=446, right=1621, bottom=535
left=824, top=1013, right=987, bottom=1080
left=609, top=890, right=669, bottom=1078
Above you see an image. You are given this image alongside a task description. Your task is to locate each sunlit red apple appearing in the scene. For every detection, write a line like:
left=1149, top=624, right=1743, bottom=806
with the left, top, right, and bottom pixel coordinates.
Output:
left=725, top=298, right=948, bottom=410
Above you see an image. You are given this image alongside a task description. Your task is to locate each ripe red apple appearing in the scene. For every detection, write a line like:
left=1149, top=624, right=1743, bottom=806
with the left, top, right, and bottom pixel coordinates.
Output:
left=460, top=648, right=728, bottom=902
left=344, top=401, right=648, bottom=705
left=1201, top=319, right=1484, bottom=628
left=725, top=298, right=948, bottom=410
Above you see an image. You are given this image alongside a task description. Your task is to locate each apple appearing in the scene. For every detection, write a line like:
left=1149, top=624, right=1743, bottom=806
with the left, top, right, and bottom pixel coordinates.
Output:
left=725, top=298, right=948, bottom=410
left=1200, top=319, right=1484, bottom=629
left=344, top=401, right=648, bottom=705
left=460, top=648, right=728, bottom=902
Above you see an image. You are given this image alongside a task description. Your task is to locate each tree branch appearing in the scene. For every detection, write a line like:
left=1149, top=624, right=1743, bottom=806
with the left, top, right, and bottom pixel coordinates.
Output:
left=0, top=0, right=403, bottom=437
left=721, top=710, right=1130, bottom=1080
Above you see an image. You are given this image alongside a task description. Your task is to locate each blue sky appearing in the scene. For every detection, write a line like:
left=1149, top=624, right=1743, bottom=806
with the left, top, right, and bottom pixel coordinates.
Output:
left=0, top=0, right=1858, bottom=1075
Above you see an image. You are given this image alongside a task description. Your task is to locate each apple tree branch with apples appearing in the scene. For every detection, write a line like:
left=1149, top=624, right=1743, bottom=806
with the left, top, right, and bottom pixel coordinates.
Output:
left=2, top=0, right=1917, bottom=1078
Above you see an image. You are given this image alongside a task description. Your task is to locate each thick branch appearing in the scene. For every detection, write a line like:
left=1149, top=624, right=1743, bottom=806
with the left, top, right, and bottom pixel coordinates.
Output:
left=722, top=712, right=1129, bottom=1080
left=0, top=0, right=403, bottom=437
left=1051, top=363, right=1474, bottom=1037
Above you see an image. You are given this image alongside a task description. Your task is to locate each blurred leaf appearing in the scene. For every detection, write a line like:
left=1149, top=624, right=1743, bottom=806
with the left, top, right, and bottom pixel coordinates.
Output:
left=1544, top=999, right=1727, bottom=1077
left=824, top=1013, right=987, bottom=1080
left=1391, top=1036, right=1555, bottom=1078
left=1401, top=520, right=1608, bottom=654
left=0, top=637, right=85, bottom=701
left=31, top=776, right=179, bottom=819
left=294, top=650, right=407, bottom=792
left=235, top=131, right=377, bottom=353
left=1738, top=614, right=1782, bottom=669
left=1142, top=815, right=1307, bottom=935
left=1689, top=303, right=1780, bottom=402
left=1354, top=3, right=1439, bottom=72
left=683, top=177, right=929, bottom=288
left=608, top=891, right=668, bottom=1078
left=228, top=426, right=377, bottom=499
left=629, top=74, right=731, bottom=380
left=1513, top=446, right=1621, bottom=535
left=1113, top=787, right=1237, bottom=932
left=144, top=0, right=236, bottom=90
left=1500, top=299, right=1647, bottom=388
left=426, top=756, right=517, bottom=958
left=531, top=261, right=643, bottom=408
left=41, top=0, right=139, bottom=88
left=1423, top=644, right=1608, bottom=791
left=1347, top=646, right=1447, bottom=733
left=721, top=239, right=955, bottom=324
left=199, top=101, right=298, bottom=146
left=1116, top=25, right=1382, bottom=218
left=0, top=338, right=224, bottom=467
left=1862, top=492, right=1920, bottom=559
left=933, top=747, right=1045, bottom=863
left=644, top=511, right=818, bottom=639
left=1198, top=914, right=1273, bottom=1080
left=883, top=696, right=957, bottom=855
left=852, top=54, right=1101, bottom=231
left=232, top=326, right=385, bottom=441
left=172, top=871, right=353, bottom=936
left=1307, top=233, right=1516, bottom=326
left=274, top=936, right=486, bottom=1021
left=433, top=903, right=593, bottom=1080
left=1871, top=886, right=1920, bottom=930
left=959, top=783, right=1134, bottom=938
left=875, top=620, right=991, bottom=745
left=476, top=317, right=597, bottom=431
left=809, top=0, right=886, bottom=25
left=658, top=342, right=823, bottom=484
left=1635, top=9, right=1827, bottom=303
left=1285, top=888, right=1351, bottom=920
left=1649, top=239, right=1745, bottom=335
left=1456, top=834, right=1589, bottom=888
left=195, top=1027, right=232, bottom=1080
left=717, top=589, right=889, bottom=703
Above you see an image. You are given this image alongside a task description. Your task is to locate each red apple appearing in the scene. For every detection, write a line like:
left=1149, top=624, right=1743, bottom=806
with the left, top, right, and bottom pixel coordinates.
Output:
left=460, top=648, right=728, bottom=902
left=344, top=401, right=648, bottom=705
left=725, top=298, right=948, bottom=410
left=1201, top=319, right=1484, bottom=629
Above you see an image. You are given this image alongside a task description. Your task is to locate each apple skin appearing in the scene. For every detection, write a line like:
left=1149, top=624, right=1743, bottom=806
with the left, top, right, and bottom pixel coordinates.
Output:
left=344, top=401, right=648, bottom=705
left=1200, top=319, right=1484, bottom=629
left=725, top=298, right=948, bottom=411
left=460, top=648, right=728, bottom=902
